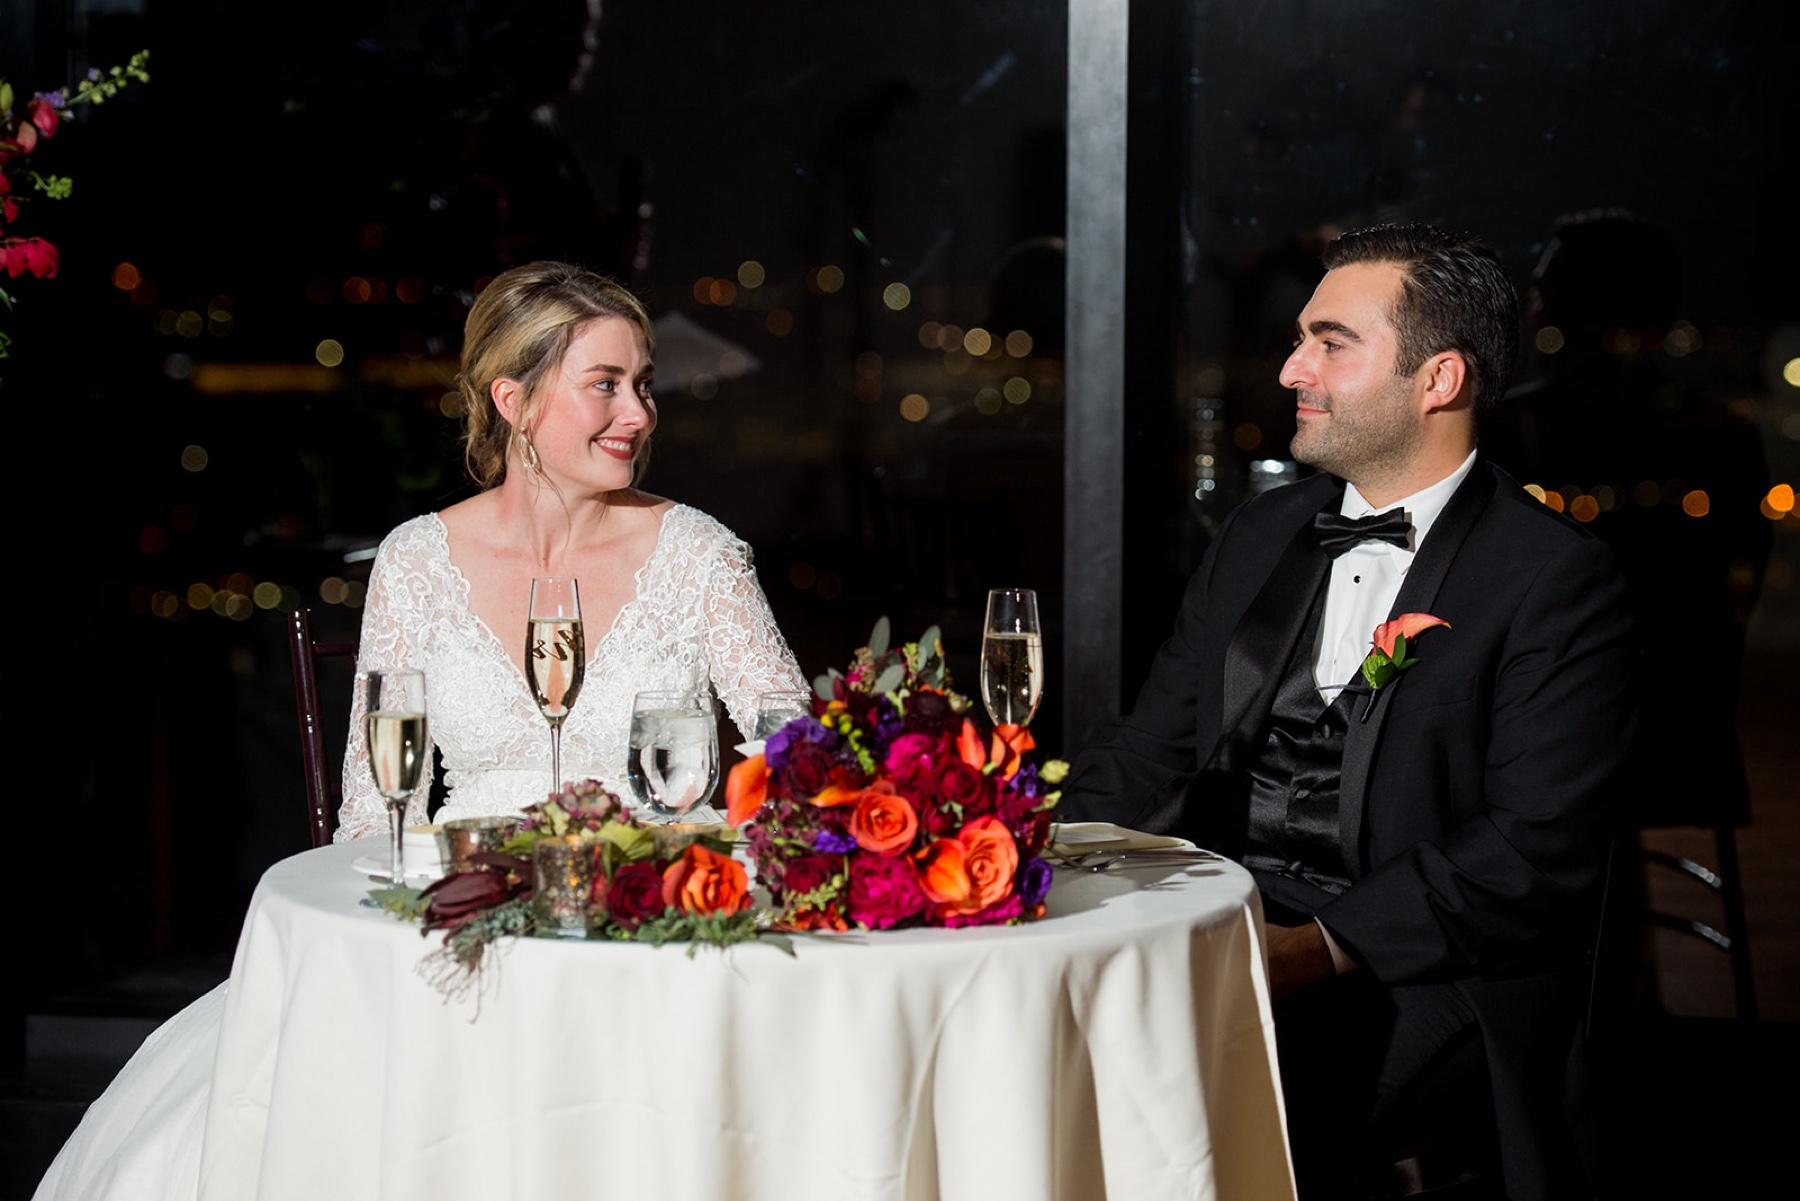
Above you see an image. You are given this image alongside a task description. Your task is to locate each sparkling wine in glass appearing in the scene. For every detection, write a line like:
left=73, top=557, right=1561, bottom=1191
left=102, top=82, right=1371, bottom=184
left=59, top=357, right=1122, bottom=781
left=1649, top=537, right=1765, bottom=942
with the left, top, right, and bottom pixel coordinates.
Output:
left=360, top=669, right=428, bottom=884
left=527, top=577, right=585, bottom=791
left=627, top=690, right=719, bottom=820
left=981, top=588, right=1043, bottom=727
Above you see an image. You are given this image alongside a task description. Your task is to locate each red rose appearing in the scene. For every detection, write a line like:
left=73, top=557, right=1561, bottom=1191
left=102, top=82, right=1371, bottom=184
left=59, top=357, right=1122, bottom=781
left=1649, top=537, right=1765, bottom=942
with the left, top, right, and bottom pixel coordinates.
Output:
left=936, top=759, right=993, bottom=814
left=606, top=861, right=667, bottom=930
left=845, top=852, right=929, bottom=929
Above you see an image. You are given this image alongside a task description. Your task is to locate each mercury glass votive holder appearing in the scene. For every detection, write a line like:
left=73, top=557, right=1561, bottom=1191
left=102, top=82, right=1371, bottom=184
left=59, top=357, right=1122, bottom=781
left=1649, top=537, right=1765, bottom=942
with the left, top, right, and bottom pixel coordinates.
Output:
left=532, top=834, right=595, bottom=938
left=651, top=822, right=713, bottom=859
left=443, top=816, right=521, bottom=874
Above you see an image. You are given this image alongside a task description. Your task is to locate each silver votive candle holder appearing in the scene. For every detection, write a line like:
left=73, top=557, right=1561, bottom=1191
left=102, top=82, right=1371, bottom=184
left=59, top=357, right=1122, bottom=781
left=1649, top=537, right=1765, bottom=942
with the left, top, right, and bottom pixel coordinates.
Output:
left=443, top=816, right=521, bottom=874
left=533, top=834, right=595, bottom=938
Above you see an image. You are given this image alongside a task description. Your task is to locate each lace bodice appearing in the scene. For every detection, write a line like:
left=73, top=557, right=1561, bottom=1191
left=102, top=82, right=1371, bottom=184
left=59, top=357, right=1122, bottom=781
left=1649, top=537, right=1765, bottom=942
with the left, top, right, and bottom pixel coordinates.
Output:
left=335, top=505, right=805, bottom=841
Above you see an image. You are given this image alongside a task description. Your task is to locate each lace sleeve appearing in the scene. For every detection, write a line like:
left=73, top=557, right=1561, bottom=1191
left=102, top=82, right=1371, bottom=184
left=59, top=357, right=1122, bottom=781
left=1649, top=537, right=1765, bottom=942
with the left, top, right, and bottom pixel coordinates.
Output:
left=334, top=530, right=432, bottom=842
left=702, top=533, right=807, bottom=743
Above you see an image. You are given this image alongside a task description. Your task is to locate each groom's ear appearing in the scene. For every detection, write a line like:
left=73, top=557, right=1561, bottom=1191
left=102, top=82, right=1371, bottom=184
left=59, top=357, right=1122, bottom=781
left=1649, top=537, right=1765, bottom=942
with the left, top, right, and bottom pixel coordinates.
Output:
left=1416, top=351, right=1470, bottom=412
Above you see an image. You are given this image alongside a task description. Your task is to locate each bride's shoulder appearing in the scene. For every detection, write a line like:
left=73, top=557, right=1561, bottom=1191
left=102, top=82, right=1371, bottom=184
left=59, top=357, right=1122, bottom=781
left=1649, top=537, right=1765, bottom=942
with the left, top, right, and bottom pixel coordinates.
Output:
left=654, top=500, right=746, bottom=555
left=373, top=511, right=450, bottom=563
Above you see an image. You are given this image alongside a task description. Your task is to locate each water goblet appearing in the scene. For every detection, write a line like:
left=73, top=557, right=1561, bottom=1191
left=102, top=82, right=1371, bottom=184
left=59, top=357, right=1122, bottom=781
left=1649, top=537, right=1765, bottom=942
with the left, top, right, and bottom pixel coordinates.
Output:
left=359, top=669, right=429, bottom=884
left=981, top=588, right=1043, bottom=728
left=627, top=689, right=720, bottom=820
left=752, top=690, right=813, bottom=740
left=527, top=577, right=585, bottom=791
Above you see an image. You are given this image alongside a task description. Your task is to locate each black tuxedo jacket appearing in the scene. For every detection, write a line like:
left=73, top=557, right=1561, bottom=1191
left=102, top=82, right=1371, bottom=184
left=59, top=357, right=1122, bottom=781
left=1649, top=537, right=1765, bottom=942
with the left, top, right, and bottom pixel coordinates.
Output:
left=1065, top=461, right=1635, bottom=986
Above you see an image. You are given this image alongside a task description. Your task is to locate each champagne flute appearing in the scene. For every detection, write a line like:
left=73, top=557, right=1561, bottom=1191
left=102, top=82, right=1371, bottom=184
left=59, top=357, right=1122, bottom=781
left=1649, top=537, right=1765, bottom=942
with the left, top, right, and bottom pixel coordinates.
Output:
left=981, top=588, right=1043, bottom=727
left=527, top=577, right=586, bottom=791
left=628, top=689, right=720, bottom=820
left=360, top=669, right=429, bottom=884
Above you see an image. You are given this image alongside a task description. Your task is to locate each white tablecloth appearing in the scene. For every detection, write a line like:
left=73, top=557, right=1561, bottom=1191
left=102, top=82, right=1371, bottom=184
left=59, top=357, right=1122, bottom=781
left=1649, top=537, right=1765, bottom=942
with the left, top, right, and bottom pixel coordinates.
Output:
left=199, top=841, right=1294, bottom=1201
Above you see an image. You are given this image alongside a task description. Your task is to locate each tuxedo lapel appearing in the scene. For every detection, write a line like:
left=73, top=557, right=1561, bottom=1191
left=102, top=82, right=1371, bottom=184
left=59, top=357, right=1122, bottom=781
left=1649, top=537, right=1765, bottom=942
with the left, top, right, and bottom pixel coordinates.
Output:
left=1338, top=464, right=1499, bottom=878
left=1207, top=490, right=1339, bottom=773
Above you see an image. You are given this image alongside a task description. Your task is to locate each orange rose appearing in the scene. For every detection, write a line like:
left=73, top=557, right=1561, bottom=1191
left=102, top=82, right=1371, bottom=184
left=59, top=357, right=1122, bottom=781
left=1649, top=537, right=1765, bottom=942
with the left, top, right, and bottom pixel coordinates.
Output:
left=917, top=838, right=972, bottom=904
left=848, top=782, right=919, bottom=855
left=661, top=843, right=750, bottom=917
left=988, top=724, right=1037, bottom=781
left=941, top=816, right=1019, bottom=915
left=725, top=754, right=769, bottom=827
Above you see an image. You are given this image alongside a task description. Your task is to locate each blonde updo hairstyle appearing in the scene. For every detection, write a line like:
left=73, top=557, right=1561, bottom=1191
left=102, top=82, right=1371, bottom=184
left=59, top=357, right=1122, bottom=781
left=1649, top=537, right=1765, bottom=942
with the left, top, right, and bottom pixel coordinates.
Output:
left=458, top=261, right=655, bottom=489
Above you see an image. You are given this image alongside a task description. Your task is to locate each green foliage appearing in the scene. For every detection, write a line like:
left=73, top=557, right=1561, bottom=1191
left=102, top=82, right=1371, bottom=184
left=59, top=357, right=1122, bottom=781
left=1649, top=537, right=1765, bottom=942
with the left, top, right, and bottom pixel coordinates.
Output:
left=29, top=172, right=72, bottom=200
left=616, top=909, right=794, bottom=958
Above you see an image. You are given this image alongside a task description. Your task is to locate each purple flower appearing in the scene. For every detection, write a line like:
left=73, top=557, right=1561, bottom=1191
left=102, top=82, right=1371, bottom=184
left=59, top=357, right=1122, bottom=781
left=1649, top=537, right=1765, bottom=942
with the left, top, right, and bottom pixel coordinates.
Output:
left=1019, top=858, right=1053, bottom=907
left=813, top=829, right=857, bottom=854
left=765, top=716, right=835, bottom=772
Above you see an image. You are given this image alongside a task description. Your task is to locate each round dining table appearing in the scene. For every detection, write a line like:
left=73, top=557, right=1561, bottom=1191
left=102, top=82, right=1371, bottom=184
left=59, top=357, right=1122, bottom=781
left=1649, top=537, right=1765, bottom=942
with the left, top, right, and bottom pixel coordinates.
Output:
left=197, top=839, right=1295, bottom=1201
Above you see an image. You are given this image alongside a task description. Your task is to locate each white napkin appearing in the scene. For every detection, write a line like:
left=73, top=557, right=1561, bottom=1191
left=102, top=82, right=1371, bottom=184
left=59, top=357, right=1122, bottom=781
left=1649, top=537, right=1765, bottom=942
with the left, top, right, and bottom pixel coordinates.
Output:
left=1049, top=822, right=1197, bottom=856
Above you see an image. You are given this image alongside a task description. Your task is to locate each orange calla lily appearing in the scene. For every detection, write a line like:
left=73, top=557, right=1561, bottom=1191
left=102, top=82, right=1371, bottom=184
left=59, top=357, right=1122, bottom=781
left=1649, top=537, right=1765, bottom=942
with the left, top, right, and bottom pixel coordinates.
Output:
left=724, top=754, right=769, bottom=827
left=917, top=839, right=972, bottom=904
left=1372, top=613, right=1450, bottom=658
left=989, top=724, right=1037, bottom=780
left=956, top=719, right=988, bottom=770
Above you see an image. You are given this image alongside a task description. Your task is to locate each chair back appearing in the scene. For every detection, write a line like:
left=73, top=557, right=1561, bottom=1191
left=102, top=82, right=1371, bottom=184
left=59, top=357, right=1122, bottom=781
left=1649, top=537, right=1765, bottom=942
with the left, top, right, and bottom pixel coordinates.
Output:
left=290, top=607, right=359, bottom=848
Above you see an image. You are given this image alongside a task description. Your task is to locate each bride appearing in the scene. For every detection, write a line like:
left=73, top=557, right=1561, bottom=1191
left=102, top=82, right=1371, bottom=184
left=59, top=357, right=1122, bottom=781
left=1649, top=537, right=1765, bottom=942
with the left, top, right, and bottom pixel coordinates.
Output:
left=35, top=262, right=805, bottom=1200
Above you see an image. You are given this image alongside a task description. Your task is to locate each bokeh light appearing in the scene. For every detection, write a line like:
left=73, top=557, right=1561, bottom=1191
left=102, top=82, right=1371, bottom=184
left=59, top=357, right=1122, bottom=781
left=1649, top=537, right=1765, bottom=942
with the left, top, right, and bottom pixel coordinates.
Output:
left=315, top=339, right=345, bottom=367
left=1535, top=326, right=1564, bottom=354
left=181, top=445, right=209, bottom=472
left=963, top=327, right=992, bottom=355
left=899, top=393, right=931, bottom=422
left=691, top=374, right=720, bottom=399
left=737, top=260, right=766, bottom=289
left=1681, top=489, right=1710, bottom=517
left=766, top=309, right=793, bottom=336
left=112, top=262, right=141, bottom=290
left=882, top=282, right=911, bottom=311
left=1003, top=377, right=1031, bottom=405
left=1005, top=330, right=1034, bottom=357
left=1569, top=494, right=1599, bottom=522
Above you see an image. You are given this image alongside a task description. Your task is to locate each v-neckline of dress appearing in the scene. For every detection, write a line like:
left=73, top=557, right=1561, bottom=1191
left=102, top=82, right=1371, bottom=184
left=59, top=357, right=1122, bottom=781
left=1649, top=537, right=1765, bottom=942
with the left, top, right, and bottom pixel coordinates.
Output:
left=427, top=505, right=682, bottom=708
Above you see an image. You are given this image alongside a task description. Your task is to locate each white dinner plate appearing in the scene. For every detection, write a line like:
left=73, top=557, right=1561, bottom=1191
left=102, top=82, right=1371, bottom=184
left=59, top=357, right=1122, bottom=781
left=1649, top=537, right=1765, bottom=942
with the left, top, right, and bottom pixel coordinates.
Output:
left=1049, top=822, right=1197, bottom=855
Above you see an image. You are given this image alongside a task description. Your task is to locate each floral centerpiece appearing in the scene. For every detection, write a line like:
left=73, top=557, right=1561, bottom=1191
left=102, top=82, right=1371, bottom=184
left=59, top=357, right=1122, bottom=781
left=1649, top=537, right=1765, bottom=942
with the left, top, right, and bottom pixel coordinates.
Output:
left=377, top=779, right=770, bottom=1000
left=0, top=51, right=150, bottom=356
left=726, top=618, right=1068, bottom=931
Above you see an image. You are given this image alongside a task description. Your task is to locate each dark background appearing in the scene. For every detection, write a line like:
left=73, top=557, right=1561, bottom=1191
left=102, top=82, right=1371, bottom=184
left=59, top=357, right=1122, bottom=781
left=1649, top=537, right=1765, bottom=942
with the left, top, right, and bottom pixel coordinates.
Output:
left=2, top=0, right=1795, bottom=1129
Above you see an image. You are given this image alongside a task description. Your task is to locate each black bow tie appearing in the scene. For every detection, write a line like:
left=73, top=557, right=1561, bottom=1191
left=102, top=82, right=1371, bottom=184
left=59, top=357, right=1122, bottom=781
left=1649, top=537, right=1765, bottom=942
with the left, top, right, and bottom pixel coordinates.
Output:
left=1313, top=508, right=1412, bottom=557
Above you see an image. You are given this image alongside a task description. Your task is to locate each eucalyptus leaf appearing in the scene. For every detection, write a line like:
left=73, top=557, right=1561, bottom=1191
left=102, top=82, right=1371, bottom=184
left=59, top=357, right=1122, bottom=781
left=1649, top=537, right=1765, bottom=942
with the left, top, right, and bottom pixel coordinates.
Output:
left=873, top=661, right=906, bottom=694
left=0, top=83, right=13, bottom=115
left=868, top=615, right=891, bottom=658
left=813, top=672, right=835, bottom=701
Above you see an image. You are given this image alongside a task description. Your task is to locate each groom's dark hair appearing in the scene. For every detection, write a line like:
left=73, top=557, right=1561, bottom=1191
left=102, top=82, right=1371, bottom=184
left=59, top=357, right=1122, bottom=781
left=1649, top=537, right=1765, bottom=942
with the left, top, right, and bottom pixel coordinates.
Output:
left=1323, top=223, right=1518, bottom=411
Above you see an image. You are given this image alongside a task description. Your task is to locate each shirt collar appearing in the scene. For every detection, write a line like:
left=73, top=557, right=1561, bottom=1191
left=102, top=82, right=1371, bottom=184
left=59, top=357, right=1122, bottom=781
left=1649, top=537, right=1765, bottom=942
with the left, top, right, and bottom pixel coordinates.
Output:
left=1340, top=449, right=1478, bottom=552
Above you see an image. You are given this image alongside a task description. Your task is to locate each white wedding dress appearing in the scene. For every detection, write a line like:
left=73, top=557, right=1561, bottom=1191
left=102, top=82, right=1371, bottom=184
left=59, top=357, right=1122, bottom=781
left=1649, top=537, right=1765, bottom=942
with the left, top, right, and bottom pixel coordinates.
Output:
left=34, top=503, right=804, bottom=1201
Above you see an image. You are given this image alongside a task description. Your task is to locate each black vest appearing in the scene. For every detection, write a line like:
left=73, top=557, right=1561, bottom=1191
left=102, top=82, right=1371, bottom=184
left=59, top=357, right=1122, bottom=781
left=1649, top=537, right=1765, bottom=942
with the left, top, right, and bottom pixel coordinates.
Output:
left=1240, top=579, right=1363, bottom=905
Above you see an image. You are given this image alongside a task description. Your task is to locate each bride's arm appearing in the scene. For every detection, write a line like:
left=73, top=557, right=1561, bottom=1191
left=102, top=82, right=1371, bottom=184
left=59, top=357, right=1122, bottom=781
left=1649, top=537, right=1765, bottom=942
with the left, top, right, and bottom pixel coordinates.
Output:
left=334, top=533, right=431, bottom=841
left=701, top=532, right=807, bottom=742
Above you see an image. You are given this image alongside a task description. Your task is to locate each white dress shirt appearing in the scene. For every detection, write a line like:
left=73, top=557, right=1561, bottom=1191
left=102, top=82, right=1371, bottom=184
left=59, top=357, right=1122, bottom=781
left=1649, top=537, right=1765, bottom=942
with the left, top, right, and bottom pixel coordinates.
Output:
left=1306, top=450, right=1477, bottom=972
left=1311, top=450, right=1478, bottom=699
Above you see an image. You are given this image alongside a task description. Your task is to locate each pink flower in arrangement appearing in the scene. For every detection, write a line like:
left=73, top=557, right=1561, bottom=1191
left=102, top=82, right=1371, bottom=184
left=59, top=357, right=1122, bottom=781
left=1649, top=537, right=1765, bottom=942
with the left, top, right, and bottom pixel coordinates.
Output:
left=27, top=95, right=61, bottom=138
left=0, top=237, right=59, bottom=279
left=845, top=853, right=928, bottom=928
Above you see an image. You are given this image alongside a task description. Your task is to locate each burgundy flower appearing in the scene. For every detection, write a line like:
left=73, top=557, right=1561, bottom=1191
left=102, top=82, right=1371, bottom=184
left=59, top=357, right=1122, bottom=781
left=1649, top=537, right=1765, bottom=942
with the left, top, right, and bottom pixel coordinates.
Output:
left=780, top=853, right=839, bottom=900
left=845, top=853, right=928, bottom=929
left=937, top=759, right=993, bottom=815
left=919, top=800, right=960, bottom=838
left=784, top=738, right=837, bottom=797
left=884, top=732, right=944, bottom=773
left=904, top=690, right=959, bottom=734
left=420, top=870, right=520, bottom=933
left=936, top=893, right=1024, bottom=929
left=0, top=237, right=58, bottom=280
left=606, top=861, right=668, bottom=930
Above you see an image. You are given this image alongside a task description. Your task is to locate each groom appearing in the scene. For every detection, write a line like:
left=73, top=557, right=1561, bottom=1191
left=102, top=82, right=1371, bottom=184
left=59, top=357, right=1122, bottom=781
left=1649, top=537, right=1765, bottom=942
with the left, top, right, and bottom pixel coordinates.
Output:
left=1064, top=224, right=1634, bottom=1199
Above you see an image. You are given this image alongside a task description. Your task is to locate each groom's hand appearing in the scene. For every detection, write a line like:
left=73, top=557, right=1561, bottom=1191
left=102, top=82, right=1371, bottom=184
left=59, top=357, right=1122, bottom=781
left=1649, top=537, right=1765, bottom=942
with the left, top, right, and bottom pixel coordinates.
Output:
left=1266, top=922, right=1335, bottom=1003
